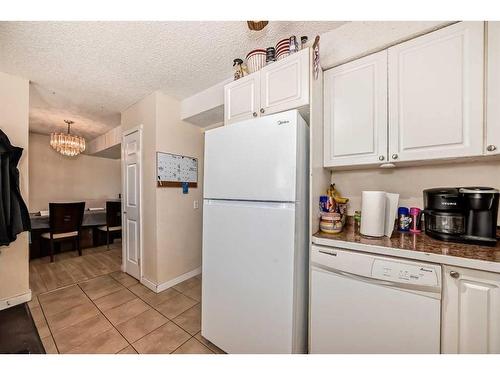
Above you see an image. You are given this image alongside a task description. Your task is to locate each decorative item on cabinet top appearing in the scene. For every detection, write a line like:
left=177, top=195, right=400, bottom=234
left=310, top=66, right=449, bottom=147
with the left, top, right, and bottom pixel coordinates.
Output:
left=240, top=34, right=309, bottom=75
left=312, top=35, right=320, bottom=80
left=233, top=58, right=248, bottom=80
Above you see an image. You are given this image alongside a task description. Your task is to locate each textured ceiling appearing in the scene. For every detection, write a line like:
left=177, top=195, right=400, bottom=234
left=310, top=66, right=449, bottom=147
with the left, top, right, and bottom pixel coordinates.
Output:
left=0, top=21, right=346, bottom=139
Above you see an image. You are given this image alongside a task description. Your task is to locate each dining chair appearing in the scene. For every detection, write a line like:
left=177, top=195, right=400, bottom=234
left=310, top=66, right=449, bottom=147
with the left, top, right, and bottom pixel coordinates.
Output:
left=97, top=201, right=122, bottom=248
left=41, top=202, right=85, bottom=262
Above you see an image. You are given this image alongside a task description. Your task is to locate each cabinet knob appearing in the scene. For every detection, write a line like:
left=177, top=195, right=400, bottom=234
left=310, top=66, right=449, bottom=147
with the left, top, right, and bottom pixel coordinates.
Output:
left=252, top=112, right=257, bottom=117
left=487, top=144, right=497, bottom=152
left=392, top=154, right=398, bottom=160
left=260, top=108, right=265, bottom=114
left=450, top=271, right=460, bottom=279
left=378, top=155, right=385, bottom=161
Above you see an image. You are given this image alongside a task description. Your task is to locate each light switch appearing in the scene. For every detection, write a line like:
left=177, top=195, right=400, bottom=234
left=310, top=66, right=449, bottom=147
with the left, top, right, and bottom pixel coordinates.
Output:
left=193, top=200, right=199, bottom=209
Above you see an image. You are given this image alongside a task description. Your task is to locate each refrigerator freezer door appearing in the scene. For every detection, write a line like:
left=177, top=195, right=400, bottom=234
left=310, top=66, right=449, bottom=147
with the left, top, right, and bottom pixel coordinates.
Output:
left=204, top=110, right=300, bottom=202
left=201, top=199, right=299, bottom=353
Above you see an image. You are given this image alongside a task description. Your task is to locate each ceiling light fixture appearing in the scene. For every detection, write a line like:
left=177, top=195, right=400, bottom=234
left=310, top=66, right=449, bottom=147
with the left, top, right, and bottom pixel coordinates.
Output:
left=50, top=120, right=86, bottom=157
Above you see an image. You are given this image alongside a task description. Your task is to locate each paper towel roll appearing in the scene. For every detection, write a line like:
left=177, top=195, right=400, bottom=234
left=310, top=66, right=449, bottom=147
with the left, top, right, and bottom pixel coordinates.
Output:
left=360, top=191, right=387, bottom=237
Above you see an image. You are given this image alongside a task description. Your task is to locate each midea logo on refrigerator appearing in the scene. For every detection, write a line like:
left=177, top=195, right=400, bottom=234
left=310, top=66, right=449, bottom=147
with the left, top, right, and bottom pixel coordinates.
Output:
left=277, top=120, right=290, bottom=125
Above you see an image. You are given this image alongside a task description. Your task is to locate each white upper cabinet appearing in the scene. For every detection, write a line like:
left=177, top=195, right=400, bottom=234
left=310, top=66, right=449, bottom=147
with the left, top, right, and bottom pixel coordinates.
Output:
left=388, top=21, right=484, bottom=162
left=224, top=73, right=260, bottom=125
left=224, top=49, right=310, bottom=125
left=486, top=22, right=500, bottom=155
left=324, top=50, right=388, bottom=167
left=442, top=265, right=500, bottom=354
left=260, top=48, right=310, bottom=116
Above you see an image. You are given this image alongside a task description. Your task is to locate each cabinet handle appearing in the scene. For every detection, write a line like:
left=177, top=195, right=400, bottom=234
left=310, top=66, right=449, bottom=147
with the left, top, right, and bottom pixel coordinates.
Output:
left=392, top=154, right=398, bottom=160
left=260, top=108, right=265, bottom=114
left=378, top=155, right=385, bottom=161
left=487, top=144, right=497, bottom=152
left=449, top=271, right=460, bottom=279
left=252, top=112, right=257, bottom=117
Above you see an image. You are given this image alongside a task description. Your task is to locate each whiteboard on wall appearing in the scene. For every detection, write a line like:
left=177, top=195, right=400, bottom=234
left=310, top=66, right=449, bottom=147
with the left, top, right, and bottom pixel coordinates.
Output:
left=156, top=152, right=198, bottom=187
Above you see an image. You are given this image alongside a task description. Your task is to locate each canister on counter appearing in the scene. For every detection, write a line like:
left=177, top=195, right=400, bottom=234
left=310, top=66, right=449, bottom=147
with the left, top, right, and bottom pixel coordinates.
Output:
left=320, top=212, right=343, bottom=234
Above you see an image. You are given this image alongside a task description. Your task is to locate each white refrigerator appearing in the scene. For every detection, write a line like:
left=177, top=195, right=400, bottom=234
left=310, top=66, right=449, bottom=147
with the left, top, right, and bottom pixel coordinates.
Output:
left=201, top=109, right=309, bottom=354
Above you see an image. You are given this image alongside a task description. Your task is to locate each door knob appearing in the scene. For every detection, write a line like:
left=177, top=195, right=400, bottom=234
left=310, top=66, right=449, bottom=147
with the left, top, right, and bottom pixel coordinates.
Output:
left=252, top=112, right=258, bottom=117
left=392, top=154, right=398, bottom=160
left=260, top=108, right=265, bottom=114
left=487, top=144, right=497, bottom=152
left=378, top=155, right=385, bottom=161
left=449, top=271, right=460, bottom=279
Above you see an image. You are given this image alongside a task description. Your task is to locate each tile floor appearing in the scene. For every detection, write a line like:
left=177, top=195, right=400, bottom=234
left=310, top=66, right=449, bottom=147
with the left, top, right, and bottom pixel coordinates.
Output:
left=28, top=241, right=223, bottom=354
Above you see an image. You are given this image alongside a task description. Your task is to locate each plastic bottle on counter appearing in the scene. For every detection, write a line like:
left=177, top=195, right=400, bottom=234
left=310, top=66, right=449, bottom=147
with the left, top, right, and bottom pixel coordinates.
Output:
left=398, top=207, right=411, bottom=232
left=409, top=207, right=422, bottom=233
left=354, top=210, right=361, bottom=234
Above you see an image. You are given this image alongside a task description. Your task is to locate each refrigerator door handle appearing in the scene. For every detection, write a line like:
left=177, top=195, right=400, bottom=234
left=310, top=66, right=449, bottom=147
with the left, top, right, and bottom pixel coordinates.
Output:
left=204, top=199, right=296, bottom=209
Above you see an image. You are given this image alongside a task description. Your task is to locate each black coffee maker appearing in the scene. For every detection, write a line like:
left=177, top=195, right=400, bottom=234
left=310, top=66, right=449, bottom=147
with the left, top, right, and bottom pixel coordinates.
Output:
left=423, top=187, right=499, bottom=246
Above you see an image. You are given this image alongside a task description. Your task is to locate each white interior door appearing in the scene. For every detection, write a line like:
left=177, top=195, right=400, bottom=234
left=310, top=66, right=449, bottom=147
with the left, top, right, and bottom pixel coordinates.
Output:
left=122, top=128, right=142, bottom=280
left=388, top=21, right=484, bottom=162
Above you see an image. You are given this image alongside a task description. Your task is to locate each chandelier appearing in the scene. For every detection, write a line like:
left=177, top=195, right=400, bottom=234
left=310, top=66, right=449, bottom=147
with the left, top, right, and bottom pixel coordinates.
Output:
left=50, top=120, right=86, bottom=157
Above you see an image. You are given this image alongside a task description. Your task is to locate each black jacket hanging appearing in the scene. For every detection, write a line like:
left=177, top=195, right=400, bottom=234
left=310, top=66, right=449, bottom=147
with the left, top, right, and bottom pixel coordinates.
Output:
left=0, top=129, right=30, bottom=246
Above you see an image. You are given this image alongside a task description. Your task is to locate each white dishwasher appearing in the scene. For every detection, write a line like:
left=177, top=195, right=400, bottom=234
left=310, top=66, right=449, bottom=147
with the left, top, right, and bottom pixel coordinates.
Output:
left=310, top=245, right=442, bottom=354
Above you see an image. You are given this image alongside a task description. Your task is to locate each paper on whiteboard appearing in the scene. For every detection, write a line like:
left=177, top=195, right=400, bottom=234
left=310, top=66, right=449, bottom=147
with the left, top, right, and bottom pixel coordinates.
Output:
left=157, top=152, right=198, bottom=183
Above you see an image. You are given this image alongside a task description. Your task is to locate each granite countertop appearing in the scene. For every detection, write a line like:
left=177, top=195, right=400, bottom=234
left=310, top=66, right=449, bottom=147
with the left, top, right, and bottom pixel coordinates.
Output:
left=313, top=221, right=500, bottom=272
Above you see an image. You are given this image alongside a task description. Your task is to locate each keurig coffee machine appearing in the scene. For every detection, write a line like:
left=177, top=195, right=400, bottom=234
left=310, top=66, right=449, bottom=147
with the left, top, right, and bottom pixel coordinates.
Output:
left=423, top=187, right=499, bottom=246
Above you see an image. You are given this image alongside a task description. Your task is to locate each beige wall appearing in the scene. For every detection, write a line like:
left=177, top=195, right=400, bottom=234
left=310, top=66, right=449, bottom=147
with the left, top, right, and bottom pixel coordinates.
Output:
left=29, top=133, right=121, bottom=212
left=155, top=92, right=204, bottom=283
left=0, top=71, right=30, bottom=308
left=331, top=160, right=500, bottom=219
left=121, top=91, right=204, bottom=287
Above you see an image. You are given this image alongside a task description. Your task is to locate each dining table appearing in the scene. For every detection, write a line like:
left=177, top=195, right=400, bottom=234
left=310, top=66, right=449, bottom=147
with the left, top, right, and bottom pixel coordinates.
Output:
left=29, top=209, right=113, bottom=259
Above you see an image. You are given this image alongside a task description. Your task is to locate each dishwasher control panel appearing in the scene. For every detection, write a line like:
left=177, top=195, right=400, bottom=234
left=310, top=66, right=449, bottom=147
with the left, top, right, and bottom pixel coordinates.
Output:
left=371, top=260, right=439, bottom=286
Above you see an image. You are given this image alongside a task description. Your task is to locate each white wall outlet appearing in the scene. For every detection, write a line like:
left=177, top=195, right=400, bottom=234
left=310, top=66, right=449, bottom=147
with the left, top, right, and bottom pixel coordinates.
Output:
left=193, top=200, right=199, bottom=209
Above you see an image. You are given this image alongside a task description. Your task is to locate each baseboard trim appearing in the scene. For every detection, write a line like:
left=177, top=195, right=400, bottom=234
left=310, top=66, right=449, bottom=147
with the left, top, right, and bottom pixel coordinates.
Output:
left=156, top=267, right=202, bottom=293
left=140, top=267, right=201, bottom=293
left=0, top=289, right=32, bottom=311
left=140, top=277, right=158, bottom=293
